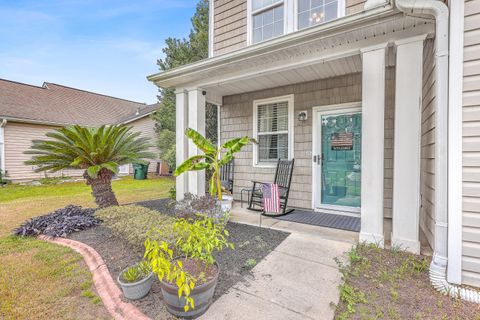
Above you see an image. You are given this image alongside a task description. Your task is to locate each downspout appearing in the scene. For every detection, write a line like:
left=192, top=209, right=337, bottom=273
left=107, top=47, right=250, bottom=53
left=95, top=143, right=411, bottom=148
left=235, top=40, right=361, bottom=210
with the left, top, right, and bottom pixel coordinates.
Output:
left=395, top=0, right=480, bottom=303
left=0, top=119, right=6, bottom=174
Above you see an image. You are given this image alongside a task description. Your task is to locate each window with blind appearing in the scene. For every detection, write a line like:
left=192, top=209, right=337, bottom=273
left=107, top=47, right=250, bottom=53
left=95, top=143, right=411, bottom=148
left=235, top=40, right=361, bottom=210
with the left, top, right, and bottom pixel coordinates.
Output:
left=254, top=96, right=293, bottom=165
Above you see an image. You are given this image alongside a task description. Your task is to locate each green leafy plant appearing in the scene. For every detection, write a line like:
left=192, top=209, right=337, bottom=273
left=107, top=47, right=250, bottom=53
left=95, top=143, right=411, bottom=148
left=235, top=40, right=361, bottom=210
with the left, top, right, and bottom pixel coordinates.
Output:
left=144, top=215, right=234, bottom=312
left=174, top=128, right=256, bottom=200
left=168, top=186, right=176, bottom=200
left=24, top=125, right=155, bottom=208
left=121, top=261, right=151, bottom=283
left=244, top=258, right=257, bottom=269
left=96, top=205, right=175, bottom=247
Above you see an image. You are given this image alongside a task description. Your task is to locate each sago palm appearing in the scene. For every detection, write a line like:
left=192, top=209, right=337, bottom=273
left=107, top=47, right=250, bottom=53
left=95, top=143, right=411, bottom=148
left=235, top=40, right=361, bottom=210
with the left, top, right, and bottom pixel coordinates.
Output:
left=25, top=125, right=155, bottom=208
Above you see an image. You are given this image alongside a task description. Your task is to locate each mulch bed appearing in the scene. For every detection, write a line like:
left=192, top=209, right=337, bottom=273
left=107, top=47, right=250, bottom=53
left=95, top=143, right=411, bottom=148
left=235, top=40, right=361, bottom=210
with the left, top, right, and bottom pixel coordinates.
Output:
left=69, top=205, right=289, bottom=320
left=334, top=244, right=480, bottom=320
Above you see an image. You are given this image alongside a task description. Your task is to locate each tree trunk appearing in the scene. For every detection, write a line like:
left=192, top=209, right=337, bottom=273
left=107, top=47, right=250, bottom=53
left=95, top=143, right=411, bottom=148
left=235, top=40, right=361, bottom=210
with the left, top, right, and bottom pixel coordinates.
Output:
left=84, top=168, right=119, bottom=208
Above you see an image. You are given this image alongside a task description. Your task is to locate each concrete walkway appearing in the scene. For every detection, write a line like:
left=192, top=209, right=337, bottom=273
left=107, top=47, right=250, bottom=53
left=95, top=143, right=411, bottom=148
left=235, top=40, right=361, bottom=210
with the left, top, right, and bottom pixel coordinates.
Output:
left=199, top=205, right=356, bottom=320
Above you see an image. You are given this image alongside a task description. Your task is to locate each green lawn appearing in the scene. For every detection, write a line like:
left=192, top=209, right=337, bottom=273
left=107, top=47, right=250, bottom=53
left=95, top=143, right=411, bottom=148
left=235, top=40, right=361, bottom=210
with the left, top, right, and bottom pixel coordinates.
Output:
left=0, top=176, right=174, bottom=320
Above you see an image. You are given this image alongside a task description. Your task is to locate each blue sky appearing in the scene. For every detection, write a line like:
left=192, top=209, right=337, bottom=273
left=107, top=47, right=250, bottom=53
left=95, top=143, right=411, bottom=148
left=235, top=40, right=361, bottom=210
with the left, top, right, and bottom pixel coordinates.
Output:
left=0, top=0, right=198, bottom=104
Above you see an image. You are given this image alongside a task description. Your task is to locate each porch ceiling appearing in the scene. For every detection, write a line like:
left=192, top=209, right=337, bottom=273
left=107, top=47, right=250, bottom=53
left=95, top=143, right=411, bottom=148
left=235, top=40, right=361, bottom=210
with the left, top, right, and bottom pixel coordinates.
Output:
left=149, top=10, right=434, bottom=98
left=203, top=52, right=395, bottom=96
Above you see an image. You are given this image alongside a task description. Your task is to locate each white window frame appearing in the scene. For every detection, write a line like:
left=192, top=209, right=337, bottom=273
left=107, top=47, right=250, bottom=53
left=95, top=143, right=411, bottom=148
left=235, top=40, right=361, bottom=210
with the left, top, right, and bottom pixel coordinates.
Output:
left=247, top=0, right=346, bottom=45
left=247, top=0, right=293, bottom=45
left=252, top=94, right=294, bottom=167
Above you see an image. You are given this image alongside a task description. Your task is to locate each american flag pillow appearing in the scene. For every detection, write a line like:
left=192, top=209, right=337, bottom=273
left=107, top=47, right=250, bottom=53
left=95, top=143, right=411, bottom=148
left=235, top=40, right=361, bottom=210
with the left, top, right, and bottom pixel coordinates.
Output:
left=262, top=183, right=280, bottom=214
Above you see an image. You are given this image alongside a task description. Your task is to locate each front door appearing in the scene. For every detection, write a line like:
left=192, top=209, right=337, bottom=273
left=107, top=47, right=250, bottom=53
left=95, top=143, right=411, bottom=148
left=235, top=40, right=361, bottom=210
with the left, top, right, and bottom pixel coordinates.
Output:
left=314, top=110, right=361, bottom=212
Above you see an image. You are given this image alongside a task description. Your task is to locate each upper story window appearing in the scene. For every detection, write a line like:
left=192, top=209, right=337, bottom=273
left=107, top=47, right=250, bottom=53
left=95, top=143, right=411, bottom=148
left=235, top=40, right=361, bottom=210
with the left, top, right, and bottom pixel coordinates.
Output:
left=252, top=0, right=285, bottom=44
left=247, top=0, right=345, bottom=45
left=298, top=0, right=344, bottom=30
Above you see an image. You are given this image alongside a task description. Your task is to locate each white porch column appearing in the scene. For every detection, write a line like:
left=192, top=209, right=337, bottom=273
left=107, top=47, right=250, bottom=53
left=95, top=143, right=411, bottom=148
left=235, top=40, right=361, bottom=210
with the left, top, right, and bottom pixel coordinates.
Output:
left=175, top=90, right=189, bottom=201
left=187, top=88, right=206, bottom=196
left=360, top=43, right=387, bottom=247
left=391, top=36, right=425, bottom=254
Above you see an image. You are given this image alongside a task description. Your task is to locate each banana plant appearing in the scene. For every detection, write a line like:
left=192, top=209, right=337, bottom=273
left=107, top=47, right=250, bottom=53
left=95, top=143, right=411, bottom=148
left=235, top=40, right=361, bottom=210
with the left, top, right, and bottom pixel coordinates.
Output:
left=174, top=128, right=256, bottom=200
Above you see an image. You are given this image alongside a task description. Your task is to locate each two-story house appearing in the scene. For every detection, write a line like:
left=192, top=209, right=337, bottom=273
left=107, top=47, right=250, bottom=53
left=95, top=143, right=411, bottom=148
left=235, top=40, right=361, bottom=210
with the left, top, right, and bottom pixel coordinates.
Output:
left=148, top=0, right=480, bottom=298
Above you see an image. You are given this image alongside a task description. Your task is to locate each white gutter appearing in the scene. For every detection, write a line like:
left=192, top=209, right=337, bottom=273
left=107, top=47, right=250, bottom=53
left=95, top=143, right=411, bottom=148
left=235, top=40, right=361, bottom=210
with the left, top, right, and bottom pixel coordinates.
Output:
left=0, top=119, right=7, bottom=174
left=395, top=0, right=480, bottom=303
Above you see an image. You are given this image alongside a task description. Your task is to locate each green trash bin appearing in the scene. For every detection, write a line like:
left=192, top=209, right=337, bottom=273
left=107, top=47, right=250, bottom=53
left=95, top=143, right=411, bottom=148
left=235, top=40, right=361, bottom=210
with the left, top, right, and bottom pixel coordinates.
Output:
left=133, top=163, right=149, bottom=180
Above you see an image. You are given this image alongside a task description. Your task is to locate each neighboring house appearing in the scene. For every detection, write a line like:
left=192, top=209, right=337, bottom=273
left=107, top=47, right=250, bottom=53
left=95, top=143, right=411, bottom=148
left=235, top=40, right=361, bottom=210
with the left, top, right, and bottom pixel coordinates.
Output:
left=148, top=1, right=480, bottom=294
left=0, top=79, right=161, bottom=181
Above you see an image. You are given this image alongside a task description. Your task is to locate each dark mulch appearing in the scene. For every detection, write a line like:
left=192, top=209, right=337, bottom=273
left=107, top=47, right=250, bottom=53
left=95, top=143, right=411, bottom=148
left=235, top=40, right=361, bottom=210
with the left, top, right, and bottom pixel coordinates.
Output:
left=69, top=219, right=289, bottom=319
left=334, top=244, right=480, bottom=320
left=135, top=198, right=176, bottom=215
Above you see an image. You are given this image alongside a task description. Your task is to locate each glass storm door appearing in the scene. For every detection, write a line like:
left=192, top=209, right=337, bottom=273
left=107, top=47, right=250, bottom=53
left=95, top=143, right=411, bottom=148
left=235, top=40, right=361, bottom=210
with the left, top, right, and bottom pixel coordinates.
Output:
left=318, top=112, right=361, bottom=210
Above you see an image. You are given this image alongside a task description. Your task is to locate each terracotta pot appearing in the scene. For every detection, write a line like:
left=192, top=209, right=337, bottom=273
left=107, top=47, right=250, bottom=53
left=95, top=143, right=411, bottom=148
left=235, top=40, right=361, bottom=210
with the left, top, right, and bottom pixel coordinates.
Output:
left=160, top=262, right=219, bottom=319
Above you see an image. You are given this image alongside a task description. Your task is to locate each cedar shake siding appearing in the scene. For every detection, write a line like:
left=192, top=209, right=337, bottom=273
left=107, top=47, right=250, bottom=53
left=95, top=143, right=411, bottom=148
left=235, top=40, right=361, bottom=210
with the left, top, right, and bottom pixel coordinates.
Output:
left=462, top=0, right=480, bottom=287
left=220, top=68, right=395, bottom=236
left=214, top=0, right=248, bottom=56
left=212, top=0, right=367, bottom=56
left=420, top=38, right=436, bottom=249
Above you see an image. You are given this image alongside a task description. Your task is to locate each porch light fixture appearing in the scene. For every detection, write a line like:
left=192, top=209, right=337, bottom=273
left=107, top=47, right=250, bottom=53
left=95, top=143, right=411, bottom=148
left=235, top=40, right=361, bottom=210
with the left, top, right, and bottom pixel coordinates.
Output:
left=297, top=110, right=308, bottom=122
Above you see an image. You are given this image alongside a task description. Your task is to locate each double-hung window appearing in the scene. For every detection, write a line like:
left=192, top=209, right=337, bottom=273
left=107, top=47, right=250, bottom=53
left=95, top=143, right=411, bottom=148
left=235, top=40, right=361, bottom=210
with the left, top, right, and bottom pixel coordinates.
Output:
left=297, top=0, right=345, bottom=30
left=253, top=95, right=294, bottom=166
left=252, top=0, right=285, bottom=44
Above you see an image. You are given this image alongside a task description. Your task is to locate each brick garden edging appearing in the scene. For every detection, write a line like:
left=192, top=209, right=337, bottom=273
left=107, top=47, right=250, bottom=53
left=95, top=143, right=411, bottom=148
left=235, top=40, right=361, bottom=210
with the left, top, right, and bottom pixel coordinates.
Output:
left=38, top=235, right=150, bottom=320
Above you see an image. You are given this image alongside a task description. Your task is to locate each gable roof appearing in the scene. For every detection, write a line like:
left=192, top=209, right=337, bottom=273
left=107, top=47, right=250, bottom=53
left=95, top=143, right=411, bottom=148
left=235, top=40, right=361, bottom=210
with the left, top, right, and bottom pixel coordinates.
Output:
left=0, top=79, right=158, bottom=126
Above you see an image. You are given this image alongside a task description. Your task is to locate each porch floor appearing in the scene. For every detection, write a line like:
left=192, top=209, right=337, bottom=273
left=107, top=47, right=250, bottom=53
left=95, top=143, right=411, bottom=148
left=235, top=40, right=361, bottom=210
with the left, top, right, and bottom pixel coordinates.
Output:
left=230, top=202, right=358, bottom=244
left=273, top=209, right=361, bottom=232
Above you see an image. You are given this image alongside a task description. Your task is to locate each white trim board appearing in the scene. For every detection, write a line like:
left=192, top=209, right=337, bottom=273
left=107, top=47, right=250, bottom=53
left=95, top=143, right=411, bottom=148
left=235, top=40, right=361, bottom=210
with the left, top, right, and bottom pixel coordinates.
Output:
left=252, top=94, right=295, bottom=168
left=447, top=0, right=464, bottom=285
left=311, top=102, right=362, bottom=210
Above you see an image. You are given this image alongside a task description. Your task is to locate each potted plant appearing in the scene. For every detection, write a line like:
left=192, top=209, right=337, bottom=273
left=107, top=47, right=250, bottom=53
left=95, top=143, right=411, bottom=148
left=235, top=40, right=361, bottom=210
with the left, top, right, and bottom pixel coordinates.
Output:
left=117, top=261, right=154, bottom=300
left=174, top=128, right=255, bottom=210
left=144, top=215, right=234, bottom=318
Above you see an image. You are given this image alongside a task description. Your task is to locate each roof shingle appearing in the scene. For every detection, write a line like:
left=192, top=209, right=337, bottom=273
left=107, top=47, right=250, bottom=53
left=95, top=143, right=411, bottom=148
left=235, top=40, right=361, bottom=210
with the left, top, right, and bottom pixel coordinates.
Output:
left=0, top=79, right=158, bottom=126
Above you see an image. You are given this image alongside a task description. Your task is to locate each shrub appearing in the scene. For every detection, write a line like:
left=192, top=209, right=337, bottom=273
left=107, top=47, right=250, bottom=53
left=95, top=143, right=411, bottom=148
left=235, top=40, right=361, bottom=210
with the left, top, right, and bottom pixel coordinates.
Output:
left=14, top=205, right=99, bottom=237
left=175, top=193, right=228, bottom=224
left=96, top=205, right=175, bottom=246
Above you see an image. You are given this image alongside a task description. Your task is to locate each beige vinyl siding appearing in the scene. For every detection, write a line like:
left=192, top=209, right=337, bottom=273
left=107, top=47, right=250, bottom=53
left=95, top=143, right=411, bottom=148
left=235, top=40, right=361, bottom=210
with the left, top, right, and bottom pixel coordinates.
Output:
left=462, top=0, right=480, bottom=287
left=346, top=0, right=366, bottom=15
left=419, top=38, right=436, bottom=249
left=4, top=122, right=83, bottom=181
left=128, top=116, right=160, bottom=173
left=213, top=0, right=248, bottom=56
left=220, top=69, right=395, bottom=234
left=212, top=0, right=367, bottom=56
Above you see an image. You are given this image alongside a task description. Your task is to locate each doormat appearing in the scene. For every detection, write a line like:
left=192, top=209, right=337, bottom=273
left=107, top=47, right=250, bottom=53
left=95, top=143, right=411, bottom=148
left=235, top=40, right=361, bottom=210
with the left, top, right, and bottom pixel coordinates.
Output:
left=273, top=210, right=360, bottom=232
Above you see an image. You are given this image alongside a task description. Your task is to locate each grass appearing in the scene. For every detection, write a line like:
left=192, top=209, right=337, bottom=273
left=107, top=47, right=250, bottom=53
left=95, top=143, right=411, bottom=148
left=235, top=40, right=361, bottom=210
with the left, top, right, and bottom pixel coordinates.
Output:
left=334, top=243, right=480, bottom=320
left=0, top=175, right=174, bottom=320
left=0, top=175, right=174, bottom=236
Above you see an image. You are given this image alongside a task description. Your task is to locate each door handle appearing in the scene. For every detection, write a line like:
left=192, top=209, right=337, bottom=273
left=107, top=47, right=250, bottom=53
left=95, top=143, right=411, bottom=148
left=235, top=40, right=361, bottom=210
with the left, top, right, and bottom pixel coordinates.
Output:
left=313, top=154, right=322, bottom=165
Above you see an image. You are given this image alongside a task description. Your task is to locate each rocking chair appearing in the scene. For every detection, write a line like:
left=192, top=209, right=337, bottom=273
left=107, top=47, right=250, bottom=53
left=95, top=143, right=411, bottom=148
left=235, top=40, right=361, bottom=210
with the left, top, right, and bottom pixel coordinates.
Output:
left=247, top=159, right=295, bottom=216
left=219, top=158, right=234, bottom=194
